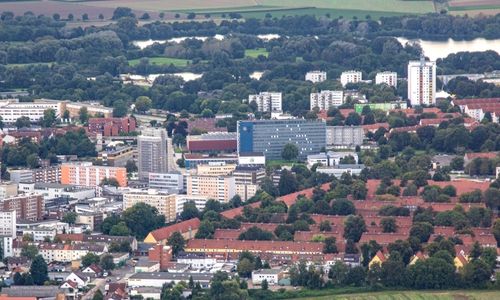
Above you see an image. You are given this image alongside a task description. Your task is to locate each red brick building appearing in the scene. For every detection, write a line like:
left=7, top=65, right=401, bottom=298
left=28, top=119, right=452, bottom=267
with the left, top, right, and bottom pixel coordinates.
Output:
left=148, top=244, right=173, bottom=270
left=88, top=117, right=136, bottom=136
left=1, top=193, right=44, bottom=221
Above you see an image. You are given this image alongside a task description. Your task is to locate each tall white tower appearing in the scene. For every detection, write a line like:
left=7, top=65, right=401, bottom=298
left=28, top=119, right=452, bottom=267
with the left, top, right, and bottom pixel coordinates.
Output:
left=137, top=128, right=168, bottom=181
left=407, top=54, right=436, bottom=106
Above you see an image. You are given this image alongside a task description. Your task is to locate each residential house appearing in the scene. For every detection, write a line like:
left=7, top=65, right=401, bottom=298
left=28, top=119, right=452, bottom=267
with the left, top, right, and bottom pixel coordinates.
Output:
left=127, top=273, right=213, bottom=288
left=454, top=253, right=468, bottom=269
left=7, top=257, right=28, bottom=270
left=134, top=261, right=160, bottom=273
left=368, top=251, right=386, bottom=269
left=144, top=218, right=200, bottom=244
left=66, top=271, right=90, bottom=287
left=409, top=251, right=426, bottom=265
left=60, top=280, right=78, bottom=290
left=82, top=264, right=102, bottom=277
left=176, top=251, right=216, bottom=269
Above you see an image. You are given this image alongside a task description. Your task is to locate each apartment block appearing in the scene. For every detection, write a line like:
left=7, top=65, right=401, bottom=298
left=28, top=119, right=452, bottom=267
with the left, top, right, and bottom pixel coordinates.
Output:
left=175, top=196, right=210, bottom=215
left=10, top=167, right=61, bottom=184
left=375, top=71, right=397, bottom=87
left=88, top=117, right=136, bottom=136
left=0, top=210, right=16, bottom=238
left=97, top=146, right=134, bottom=167
left=138, top=128, right=168, bottom=181
left=248, top=92, right=282, bottom=112
left=232, top=165, right=265, bottom=185
left=408, top=54, right=436, bottom=106
left=61, top=162, right=127, bottom=187
left=354, top=102, right=407, bottom=113
left=0, top=184, right=18, bottom=197
left=0, top=193, right=44, bottom=221
left=340, top=71, right=362, bottom=86
left=75, top=212, right=104, bottom=231
left=22, top=227, right=57, bottom=242
left=305, top=71, right=327, bottom=83
left=186, top=132, right=237, bottom=154
left=12, top=242, right=107, bottom=262
left=326, top=126, right=363, bottom=146
left=237, top=119, right=326, bottom=159
left=197, top=164, right=237, bottom=176
left=19, top=182, right=95, bottom=200
left=0, top=99, right=62, bottom=123
left=148, top=171, right=184, bottom=193
left=123, top=190, right=177, bottom=223
left=186, top=175, right=235, bottom=203
left=310, top=90, right=344, bottom=110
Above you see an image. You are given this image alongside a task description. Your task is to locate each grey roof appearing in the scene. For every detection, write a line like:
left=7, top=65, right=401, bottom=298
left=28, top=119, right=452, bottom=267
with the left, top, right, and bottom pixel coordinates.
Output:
left=177, top=251, right=204, bottom=259
left=136, top=261, right=159, bottom=267
left=252, top=268, right=283, bottom=275
left=129, top=272, right=214, bottom=281
left=34, top=183, right=76, bottom=189
left=239, top=152, right=264, bottom=157
left=168, top=263, right=189, bottom=270
left=333, top=164, right=365, bottom=169
left=83, top=235, right=135, bottom=244
left=2, top=286, right=70, bottom=297
left=431, top=154, right=458, bottom=166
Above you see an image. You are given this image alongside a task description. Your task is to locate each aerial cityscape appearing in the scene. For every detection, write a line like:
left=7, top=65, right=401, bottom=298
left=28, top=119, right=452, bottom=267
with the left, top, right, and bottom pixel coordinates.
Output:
left=0, top=0, right=500, bottom=299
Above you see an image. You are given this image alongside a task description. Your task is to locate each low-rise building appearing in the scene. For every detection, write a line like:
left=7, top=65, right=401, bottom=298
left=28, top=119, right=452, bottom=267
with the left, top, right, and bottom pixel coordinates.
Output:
left=65, top=101, right=113, bottom=118
left=186, top=132, right=237, bottom=154
left=134, top=261, right=160, bottom=273
left=75, top=212, right=104, bottom=231
left=19, top=183, right=95, bottom=201
left=307, top=151, right=358, bottom=167
left=98, top=146, right=134, bottom=167
left=144, top=218, right=201, bottom=244
left=127, top=272, right=213, bottom=288
left=88, top=116, right=136, bottom=136
left=238, top=152, right=265, bottom=166
left=316, top=164, right=365, bottom=176
left=22, top=227, right=57, bottom=242
left=11, top=242, right=107, bottom=262
left=252, top=269, right=284, bottom=285
left=0, top=183, right=18, bottom=197
left=167, top=263, right=189, bottom=273
left=177, top=251, right=216, bottom=269
left=354, top=102, right=407, bottom=113
left=184, top=154, right=238, bottom=169
left=197, top=164, right=237, bottom=176
left=148, top=171, right=184, bottom=193
left=147, top=244, right=173, bottom=270
left=0, top=99, right=62, bottom=123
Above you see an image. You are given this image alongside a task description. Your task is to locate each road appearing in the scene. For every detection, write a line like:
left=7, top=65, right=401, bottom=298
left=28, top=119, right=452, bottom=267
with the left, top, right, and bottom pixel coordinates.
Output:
left=84, top=262, right=134, bottom=300
left=167, top=137, right=178, bottom=172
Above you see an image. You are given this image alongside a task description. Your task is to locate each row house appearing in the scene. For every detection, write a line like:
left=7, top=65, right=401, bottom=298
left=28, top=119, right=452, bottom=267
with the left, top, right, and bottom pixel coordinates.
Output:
left=12, top=242, right=107, bottom=262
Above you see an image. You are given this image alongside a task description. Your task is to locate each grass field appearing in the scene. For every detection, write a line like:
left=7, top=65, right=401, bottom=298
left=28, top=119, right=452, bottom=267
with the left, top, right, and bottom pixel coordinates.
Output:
left=128, top=57, right=194, bottom=67
left=294, top=290, right=500, bottom=300
left=236, top=8, right=413, bottom=19
left=244, top=48, right=268, bottom=58
left=449, top=4, right=500, bottom=11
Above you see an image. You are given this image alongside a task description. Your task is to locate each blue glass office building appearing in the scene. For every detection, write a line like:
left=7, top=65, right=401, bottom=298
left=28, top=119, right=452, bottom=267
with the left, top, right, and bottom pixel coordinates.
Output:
left=237, top=119, right=326, bottom=159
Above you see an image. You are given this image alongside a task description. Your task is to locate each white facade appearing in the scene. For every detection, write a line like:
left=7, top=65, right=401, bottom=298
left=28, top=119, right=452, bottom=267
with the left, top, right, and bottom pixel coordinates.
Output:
left=407, top=55, right=436, bottom=106
left=307, top=151, right=358, bottom=167
left=248, top=92, right=282, bottom=112
left=340, top=71, right=362, bottom=86
left=305, top=71, right=327, bottom=83
left=238, top=153, right=266, bottom=165
left=310, top=90, right=344, bottom=110
left=9, top=170, right=33, bottom=184
left=177, top=253, right=216, bottom=269
left=138, top=128, right=168, bottom=181
left=175, top=195, right=209, bottom=215
left=326, top=126, right=363, bottom=146
left=0, top=99, right=61, bottom=123
left=22, top=227, right=57, bottom=242
left=252, top=269, right=283, bottom=285
left=375, top=72, right=397, bottom=87
left=316, top=165, right=365, bottom=176
left=148, top=172, right=184, bottom=193
left=127, top=273, right=212, bottom=289
left=18, top=182, right=95, bottom=200
left=0, top=210, right=16, bottom=238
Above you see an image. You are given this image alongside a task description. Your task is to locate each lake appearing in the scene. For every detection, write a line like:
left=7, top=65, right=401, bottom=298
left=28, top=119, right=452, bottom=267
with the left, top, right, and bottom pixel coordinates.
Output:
left=133, top=34, right=281, bottom=49
left=397, top=37, right=500, bottom=61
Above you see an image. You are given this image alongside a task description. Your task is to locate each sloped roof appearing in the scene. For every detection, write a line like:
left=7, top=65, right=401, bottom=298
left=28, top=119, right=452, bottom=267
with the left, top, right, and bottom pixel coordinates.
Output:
left=148, top=218, right=201, bottom=242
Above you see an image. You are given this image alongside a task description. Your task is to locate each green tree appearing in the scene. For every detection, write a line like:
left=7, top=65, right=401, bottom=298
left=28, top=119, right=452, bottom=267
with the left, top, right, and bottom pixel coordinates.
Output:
left=100, top=254, right=115, bottom=271
left=101, top=177, right=120, bottom=187
left=237, top=258, right=253, bottom=277
left=181, top=202, right=200, bottom=221
left=125, top=160, right=138, bottom=173
left=278, top=169, right=299, bottom=196
left=280, top=143, right=299, bottom=160
left=331, top=198, right=356, bottom=215
left=167, top=232, right=186, bottom=257
left=78, top=107, right=89, bottom=124
left=82, top=252, right=100, bottom=267
left=343, top=215, right=367, bottom=242
left=121, top=202, right=165, bottom=240
left=100, top=215, right=120, bottom=235
left=113, top=100, right=128, bottom=117
left=61, top=212, right=77, bottom=224
left=319, top=220, right=332, bottom=231
left=82, top=13, right=89, bottom=21
left=261, top=279, right=268, bottom=290
left=42, top=108, right=56, bottom=127
left=483, top=188, right=500, bottom=209
left=14, top=116, right=31, bottom=128
left=30, top=255, right=48, bottom=285
left=109, top=221, right=132, bottom=236
left=323, top=236, right=338, bottom=254
left=135, top=96, right=152, bottom=113
left=410, top=222, right=434, bottom=243
left=92, top=289, right=104, bottom=300
left=26, top=154, right=39, bottom=168
left=380, top=217, right=397, bottom=233
left=21, top=244, right=38, bottom=260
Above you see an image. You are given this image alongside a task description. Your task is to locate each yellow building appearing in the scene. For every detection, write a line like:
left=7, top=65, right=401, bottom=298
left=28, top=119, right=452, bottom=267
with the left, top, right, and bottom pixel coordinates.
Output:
left=186, top=175, right=235, bottom=202
left=454, top=253, right=468, bottom=268
left=368, top=250, right=386, bottom=269
left=409, top=251, right=426, bottom=265
left=144, top=218, right=201, bottom=244
left=197, top=164, right=236, bottom=176
left=123, top=190, right=177, bottom=223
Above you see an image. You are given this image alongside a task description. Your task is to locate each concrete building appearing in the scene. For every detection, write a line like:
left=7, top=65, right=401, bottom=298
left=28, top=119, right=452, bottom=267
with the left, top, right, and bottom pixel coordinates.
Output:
left=340, top=71, right=362, bottom=86
left=232, top=165, right=265, bottom=201
left=0, top=193, right=44, bottom=221
left=326, top=126, right=363, bottom=147
left=75, top=212, right=104, bottom=231
left=138, top=128, right=168, bottom=181
left=64, top=101, right=113, bottom=118
left=316, top=164, right=365, bottom=176
left=97, top=146, right=134, bottom=167
left=197, top=164, right=236, bottom=176
left=252, top=269, right=284, bottom=285
left=186, top=132, right=237, bottom=154
left=184, top=154, right=238, bottom=169
left=19, top=182, right=95, bottom=200
left=248, top=92, right=282, bottom=112
left=22, top=227, right=57, bottom=242
left=310, top=90, right=344, bottom=110
left=127, top=272, right=213, bottom=289
left=307, top=151, right=358, bottom=167
left=61, top=162, right=127, bottom=187
left=147, top=244, right=173, bottom=270
left=0, top=99, right=61, bottom=123
left=237, top=119, right=326, bottom=159
left=10, top=167, right=61, bottom=184
left=238, top=152, right=266, bottom=166
left=123, top=190, right=177, bottom=222
left=305, top=71, right=327, bottom=83
left=0, top=183, right=18, bottom=197
left=175, top=196, right=210, bottom=215
left=375, top=71, right=398, bottom=87
left=408, top=54, right=436, bottom=106
left=148, top=171, right=184, bottom=193
left=186, top=175, right=235, bottom=203
left=88, top=116, right=136, bottom=136
left=12, top=242, right=107, bottom=262
left=0, top=210, right=16, bottom=238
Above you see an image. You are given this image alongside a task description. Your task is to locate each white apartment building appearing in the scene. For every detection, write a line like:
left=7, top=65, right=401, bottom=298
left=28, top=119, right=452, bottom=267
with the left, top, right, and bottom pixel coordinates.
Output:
left=375, top=71, right=398, bottom=87
left=0, top=99, right=62, bottom=123
left=248, top=92, right=282, bottom=112
left=305, top=71, right=327, bottom=83
left=138, top=128, right=168, bottom=181
left=0, top=210, right=16, bottom=238
left=12, top=242, right=107, bottom=262
left=186, top=175, right=235, bottom=202
left=22, top=227, right=57, bottom=242
left=340, top=71, right=362, bottom=86
left=148, top=171, right=184, bottom=193
left=326, top=126, right=363, bottom=146
left=407, top=55, right=436, bottom=106
left=310, top=90, right=344, bottom=110
left=175, top=196, right=210, bottom=215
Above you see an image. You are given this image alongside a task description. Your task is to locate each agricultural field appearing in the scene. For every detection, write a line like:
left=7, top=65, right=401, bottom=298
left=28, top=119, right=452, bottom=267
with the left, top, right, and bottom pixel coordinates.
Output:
left=244, top=48, right=268, bottom=58
left=77, top=0, right=256, bottom=12
left=447, top=0, right=500, bottom=15
left=236, top=8, right=411, bottom=19
left=295, top=290, right=500, bottom=300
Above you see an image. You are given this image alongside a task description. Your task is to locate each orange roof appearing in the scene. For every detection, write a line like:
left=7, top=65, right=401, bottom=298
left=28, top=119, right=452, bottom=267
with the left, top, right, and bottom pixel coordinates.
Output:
left=11, top=267, right=24, bottom=274
left=220, top=202, right=259, bottom=219
left=55, top=234, right=85, bottom=242
left=276, top=182, right=331, bottom=206
left=465, top=152, right=498, bottom=160
left=425, top=202, right=486, bottom=212
left=362, top=123, right=390, bottom=132
left=374, top=250, right=386, bottom=262
left=148, top=218, right=201, bottom=242
left=316, top=110, right=333, bottom=121
left=358, top=233, right=409, bottom=244
left=456, top=253, right=468, bottom=265
left=186, top=239, right=325, bottom=254
left=0, top=297, right=37, bottom=300
left=339, top=109, right=355, bottom=118
left=309, top=214, right=413, bottom=227
left=293, top=231, right=343, bottom=242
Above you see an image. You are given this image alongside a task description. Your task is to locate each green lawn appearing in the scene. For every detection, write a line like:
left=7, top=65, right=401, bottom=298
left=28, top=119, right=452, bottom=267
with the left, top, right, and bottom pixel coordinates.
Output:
left=449, top=4, right=500, bottom=11
left=128, top=57, right=197, bottom=67
left=168, top=5, right=282, bottom=13
left=244, top=48, right=268, bottom=58
left=6, top=62, right=54, bottom=68
left=294, top=290, right=500, bottom=300
left=267, top=159, right=306, bottom=167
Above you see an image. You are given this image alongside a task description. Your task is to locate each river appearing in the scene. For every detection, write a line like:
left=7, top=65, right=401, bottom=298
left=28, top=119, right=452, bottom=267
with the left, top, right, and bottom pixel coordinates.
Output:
left=397, top=37, right=500, bottom=61
left=133, top=34, right=281, bottom=49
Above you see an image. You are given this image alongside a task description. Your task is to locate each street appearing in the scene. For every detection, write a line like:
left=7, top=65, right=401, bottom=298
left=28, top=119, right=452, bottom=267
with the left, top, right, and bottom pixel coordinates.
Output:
left=83, top=262, right=134, bottom=300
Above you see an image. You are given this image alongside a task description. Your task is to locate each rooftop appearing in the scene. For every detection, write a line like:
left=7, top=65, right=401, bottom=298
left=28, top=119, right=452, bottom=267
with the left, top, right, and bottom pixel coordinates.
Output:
left=128, top=272, right=214, bottom=281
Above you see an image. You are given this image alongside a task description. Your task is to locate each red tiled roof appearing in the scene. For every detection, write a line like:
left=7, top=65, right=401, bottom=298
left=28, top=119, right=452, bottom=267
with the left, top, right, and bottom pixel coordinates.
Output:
left=276, top=182, right=331, bottom=207
left=465, top=152, right=498, bottom=160
left=358, top=232, right=409, bottom=244
left=309, top=215, right=413, bottom=227
left=54, top=234, right=85, bottom=242
left=424, top=202, right=486, bottom=212
left=340, top=109, right=355, bottom=118
left=220, top=202, right=260, bottom=219
left=293, top=231, right=343, bottom=242
left=362, top=123, right=390, bottom=131
left=186, top=239, right=325, bottom=254
left=456, top=253, right=468, bottom=265
left=148, top=218, right=201, bottom=242
left=61, top=280, right=78, bottom=288
left=390, top=125, right=422, bottom=133
left=374, top=250, right=386, bottom=262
